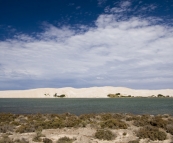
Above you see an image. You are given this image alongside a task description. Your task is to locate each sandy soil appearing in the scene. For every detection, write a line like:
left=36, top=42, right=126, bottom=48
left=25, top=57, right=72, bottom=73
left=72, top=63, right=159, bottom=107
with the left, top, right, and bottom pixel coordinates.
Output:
left=5, top=126, right=173, bottom=143
left=0, top=86, right=173, bottom=98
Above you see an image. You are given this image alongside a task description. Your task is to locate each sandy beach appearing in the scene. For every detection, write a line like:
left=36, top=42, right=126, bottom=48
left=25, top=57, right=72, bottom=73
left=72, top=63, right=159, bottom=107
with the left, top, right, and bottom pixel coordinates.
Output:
left=0, top=86, right=173, bottom=98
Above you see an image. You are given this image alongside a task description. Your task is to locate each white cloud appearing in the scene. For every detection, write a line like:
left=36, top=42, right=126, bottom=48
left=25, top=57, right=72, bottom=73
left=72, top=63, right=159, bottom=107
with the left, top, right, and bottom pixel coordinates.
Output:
left=0, top=2, right=173, bottom=89
left=120, top=1, right=131, bottom=8
left=97, top=0, right=107, bottom=6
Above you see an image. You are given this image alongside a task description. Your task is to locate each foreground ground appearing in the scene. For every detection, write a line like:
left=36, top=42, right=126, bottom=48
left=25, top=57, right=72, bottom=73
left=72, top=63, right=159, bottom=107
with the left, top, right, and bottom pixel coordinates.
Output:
left=0, top=113, right=173, bottom=143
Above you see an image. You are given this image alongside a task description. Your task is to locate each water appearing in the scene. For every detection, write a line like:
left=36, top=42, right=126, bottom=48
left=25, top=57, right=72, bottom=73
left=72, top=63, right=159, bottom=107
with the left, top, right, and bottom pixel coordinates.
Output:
left=0, top=98, right=173, bottom=115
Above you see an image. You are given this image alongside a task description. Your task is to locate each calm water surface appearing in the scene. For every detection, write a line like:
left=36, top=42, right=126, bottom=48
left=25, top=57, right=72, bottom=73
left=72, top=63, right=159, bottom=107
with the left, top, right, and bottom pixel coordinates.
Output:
left=0, top=98, right=173, bottom=115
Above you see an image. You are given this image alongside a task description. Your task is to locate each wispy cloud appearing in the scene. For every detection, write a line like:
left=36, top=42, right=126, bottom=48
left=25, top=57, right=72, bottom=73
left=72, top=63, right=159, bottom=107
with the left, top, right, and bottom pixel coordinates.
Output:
left=97, top=0, right=107, bottom=6
left=0, top=0, right=173, bottom=89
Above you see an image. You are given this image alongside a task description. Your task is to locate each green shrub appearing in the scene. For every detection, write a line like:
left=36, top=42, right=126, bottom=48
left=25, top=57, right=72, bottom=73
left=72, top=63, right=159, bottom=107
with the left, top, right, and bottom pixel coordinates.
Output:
left=59, top=94, right=65, bottom=97
left=54, top=94, right=65, bottom=98
left=128, top=140, right=139, bottom=143
left=123, top=132, right=127, bottom=136
left=133, top=115, right=151, bottom=127
left=11, top=121, right=20, bottom=126
left=79, top=113, right=96, bottom=124
left=16, top=124, right=36, bottom=133
left=100, top=118, right=127, bottom=129
left=107, top=94, right=119, bottom=98
left=65, top=116, right=81, bottom=127
left=112, top=113, right=125, bottom=120
left=150, top=117, right=167, bottom=128
left=100, top=113, right=113, bottom=120
left=14, top=138, right=29, bottom=143
left=34, top=119, right=64, bottom=129
left=56, top=137, right=75, bottom=143
left=95, top=129, right=115, bottom=140
left=157, top=94, right=165, bottom=97
left=137, top=126, right=167, bottom=141
left=43, top=138, right=53, bottom=143
left=0, top=113, right=18, bottom=123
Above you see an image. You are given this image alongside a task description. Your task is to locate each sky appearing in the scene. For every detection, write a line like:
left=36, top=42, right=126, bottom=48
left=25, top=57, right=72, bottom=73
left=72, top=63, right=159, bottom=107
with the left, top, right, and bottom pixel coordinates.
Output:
left=0, top=0, right=173, bottom=90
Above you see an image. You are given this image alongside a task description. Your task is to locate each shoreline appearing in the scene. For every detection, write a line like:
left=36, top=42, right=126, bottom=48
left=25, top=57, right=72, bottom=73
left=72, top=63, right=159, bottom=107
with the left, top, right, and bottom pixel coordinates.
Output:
left=0, top=86, right=173, bottom=98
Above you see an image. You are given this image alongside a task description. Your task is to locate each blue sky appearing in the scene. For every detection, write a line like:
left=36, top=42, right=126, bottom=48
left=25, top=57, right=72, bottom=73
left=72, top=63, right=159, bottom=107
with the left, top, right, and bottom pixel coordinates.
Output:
left=0, top=0, right=173, bottom=90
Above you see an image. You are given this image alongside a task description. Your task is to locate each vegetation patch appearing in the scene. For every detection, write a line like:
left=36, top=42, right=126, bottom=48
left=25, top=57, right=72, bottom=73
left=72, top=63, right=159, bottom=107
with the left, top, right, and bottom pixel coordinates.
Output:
left=0, top=124, right=14, bottom=133
left=57, top=136, right=75, bottom=143
left=14, top=138, right=29, bottom=143
left=54, top=93, right=65, bottom=97
left=0, top=135, right=13, bottom=143
left=107, top=94, right=119, bottom=98
left=128, top=140, right=139, bottom=143
left=43, top=138, right=53, bottom=143
left=137, top=126, right=167, bottom=141
left=100, top=118, right=128, bottom=129
left=133, top=115, right=151, bottom=127
left=95, top=129, right=115, bottom=140
left=165, top=124, right=173, bottom=135
left=157, top=94, right=165, bottom=97
left=16, top=124, right=36, bottom=133
left=32, top=130, right=45, bottom=142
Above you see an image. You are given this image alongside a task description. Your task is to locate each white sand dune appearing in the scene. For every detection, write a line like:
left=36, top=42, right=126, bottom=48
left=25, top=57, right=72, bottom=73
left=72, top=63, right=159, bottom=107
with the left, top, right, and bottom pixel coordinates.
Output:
left=0, top=86, right=173, bottom=98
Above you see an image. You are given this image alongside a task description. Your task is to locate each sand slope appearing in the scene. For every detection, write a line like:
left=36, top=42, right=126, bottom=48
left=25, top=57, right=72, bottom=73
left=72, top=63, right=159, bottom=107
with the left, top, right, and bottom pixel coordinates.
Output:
left=0, top=86, right=173, bottom=98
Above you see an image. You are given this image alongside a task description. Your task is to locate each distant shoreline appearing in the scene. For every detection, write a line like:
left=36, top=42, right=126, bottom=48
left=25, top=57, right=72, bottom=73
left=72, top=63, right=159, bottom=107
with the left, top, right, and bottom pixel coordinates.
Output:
left=0, top=86, right=173, bottom=98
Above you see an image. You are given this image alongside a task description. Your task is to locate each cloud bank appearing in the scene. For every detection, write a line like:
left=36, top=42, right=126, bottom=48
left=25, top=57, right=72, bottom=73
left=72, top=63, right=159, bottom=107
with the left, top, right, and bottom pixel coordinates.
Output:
left=0, top=1, right=173, bottom=90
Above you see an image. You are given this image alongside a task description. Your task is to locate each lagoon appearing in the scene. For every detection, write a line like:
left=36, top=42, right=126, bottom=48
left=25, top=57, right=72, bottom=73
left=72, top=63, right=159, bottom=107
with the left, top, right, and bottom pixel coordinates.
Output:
left=0, top=98, right=173, bottom=115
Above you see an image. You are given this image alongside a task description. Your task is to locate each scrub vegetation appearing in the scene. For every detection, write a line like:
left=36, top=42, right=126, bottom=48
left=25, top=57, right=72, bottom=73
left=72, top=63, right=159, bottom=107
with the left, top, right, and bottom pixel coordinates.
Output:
left=0, top=113, right=173, bottom=142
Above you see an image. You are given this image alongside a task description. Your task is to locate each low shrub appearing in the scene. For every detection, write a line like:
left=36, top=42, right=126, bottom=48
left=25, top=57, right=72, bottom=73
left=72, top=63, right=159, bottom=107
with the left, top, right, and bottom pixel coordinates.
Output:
left=157, top=94, right=165, bottom=97
left=11, top=121, right=20, bottom=126
left=0, top=135, right=13, bottom=143
left=107, top=94, right=119, bottom=98
left=123, top=132, right=127, bottom=136
left=128, top=140, right=139, bottom=143
left=112, top=113, right=125, bottom=120
left=56, top=136, right=75, bottom=143
left=100, top=113, right=113, bottom=120
left=137, top=126, right=167, bottom=141
left=32, top=131, right=45, bottom=142
left=65, top=116, right=81, bottom=127
left=0, top=124, right=14, bottom=133
left=0, top=113, right=18, bottom=123
left=14, top=138, right=29, bottom=143
left=59, top=94, right=65, bottom=97
left=95, top=129, right=115, bottom=140
left=100, top=118, right=127, bottom=129
left=54, top=94, right=65, bottom=98
left=165, top=124, right=173, bottom=135
left=133, top=115, right=151, bottom=127
left=43, top=138, right=53, bottom=143
left=79, top=113, right=96, bottom=125
left=16, top=124, right=36, bottom=133
left=150, top=117, right=167, bottom=128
